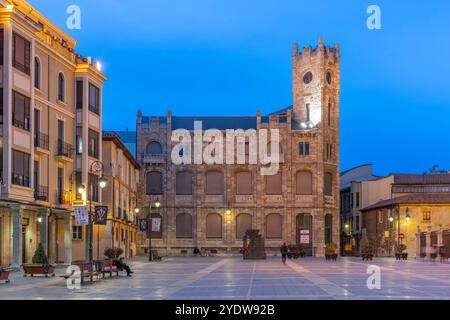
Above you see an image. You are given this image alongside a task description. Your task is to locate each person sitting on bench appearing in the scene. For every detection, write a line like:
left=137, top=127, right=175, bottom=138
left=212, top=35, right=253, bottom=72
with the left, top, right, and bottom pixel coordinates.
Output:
left=116, top=257, right=134, bottom=277
left=193, top=247, right=201, bottom=256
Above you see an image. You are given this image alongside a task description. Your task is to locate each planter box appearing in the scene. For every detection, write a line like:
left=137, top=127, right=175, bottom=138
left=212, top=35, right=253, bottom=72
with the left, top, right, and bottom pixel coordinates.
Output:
left=361, top=253, right=374, bottom=261
left=396, top=253, right=408, bottom=260
left=287, top=252, right=305, bottom=259
left=325, top=253, right=338, bottom=261
left=0, top=270, right=10, bottom=283
left=22, top=264, right=55, bottom=277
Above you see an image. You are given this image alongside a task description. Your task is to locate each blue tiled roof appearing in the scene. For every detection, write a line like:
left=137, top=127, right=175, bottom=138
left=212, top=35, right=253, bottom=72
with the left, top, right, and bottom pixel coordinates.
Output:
left=171, top=116, right=257, bottom=130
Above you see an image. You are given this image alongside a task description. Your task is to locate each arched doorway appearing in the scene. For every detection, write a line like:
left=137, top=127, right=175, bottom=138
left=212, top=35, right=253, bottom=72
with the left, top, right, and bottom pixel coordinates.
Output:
left=296, top=213, right=313, bottom=256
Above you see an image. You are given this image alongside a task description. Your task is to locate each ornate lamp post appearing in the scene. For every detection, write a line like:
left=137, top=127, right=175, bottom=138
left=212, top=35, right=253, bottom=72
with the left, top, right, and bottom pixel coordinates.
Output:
left=79, top=161, right=107, bottom=264
left=145, top=198, right=160, bottom=261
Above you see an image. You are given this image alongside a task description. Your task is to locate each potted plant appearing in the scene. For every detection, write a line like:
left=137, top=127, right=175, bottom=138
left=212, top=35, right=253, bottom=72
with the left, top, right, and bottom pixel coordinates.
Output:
left=22, top=243, right=55, bottom=277
left=361, top=244, right=374, bottom=261
left=325, top=243, right=338, bottom=261
left=396, top=244, right=408, bottom=260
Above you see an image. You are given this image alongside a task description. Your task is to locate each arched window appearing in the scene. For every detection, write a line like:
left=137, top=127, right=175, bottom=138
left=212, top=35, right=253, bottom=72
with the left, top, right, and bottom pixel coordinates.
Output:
left=236, top=171, right=252, bottom=195
left=176, top=171, right=192, bottom=195
left=176, top=213, right=192, bottom=239
left=58, top=72, right=65, bottom=102
left=34, top=57, right=40, bottom=89
left=205, top=171, right=223, bottom=195
left=324, top=172, right=333, bottom=196
left=146, top=171, right=162, bottom=195
left=151, top=213, right=162, bottom=239
left=267, top=141, right=283, bottom=155
left=236, top=213, right=252, bottom=239
left=325, top=214, right=333, bottom=244
left=265, top=213, right=282, bottom=239
left=265, top=172, right=282, bottom=195
left=296, top=171, right=312, bottom=195
left=206, top=213, right=222, bottom=239
left=146, top=141, right=162, bottom=155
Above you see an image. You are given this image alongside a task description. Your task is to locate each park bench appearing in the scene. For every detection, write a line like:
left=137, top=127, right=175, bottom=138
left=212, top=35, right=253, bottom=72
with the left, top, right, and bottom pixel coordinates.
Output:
left=209, top=249, right=218, bottom=257
left=0, top=268, right=12, bottom=284
left=22, top=264, right=55, bottom=277
left=152, top=250, right=162, bottom=261
left=71, top=261, right=99, bottom=283
left=180, top=249, right=188, bottom=256
left=100, top=259, right=123, bottom=278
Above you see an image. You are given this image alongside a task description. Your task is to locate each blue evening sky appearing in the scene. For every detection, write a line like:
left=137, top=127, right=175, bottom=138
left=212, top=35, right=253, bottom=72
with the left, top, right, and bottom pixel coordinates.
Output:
left=29, top=0, right=450, bottom=175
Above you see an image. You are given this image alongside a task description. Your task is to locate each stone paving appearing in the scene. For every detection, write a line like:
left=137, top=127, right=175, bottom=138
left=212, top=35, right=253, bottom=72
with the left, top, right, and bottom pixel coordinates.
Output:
left=1, top=256, right=450, bottom=300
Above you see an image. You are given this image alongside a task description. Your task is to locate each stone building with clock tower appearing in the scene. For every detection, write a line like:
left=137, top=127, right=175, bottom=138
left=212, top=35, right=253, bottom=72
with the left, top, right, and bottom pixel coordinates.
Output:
left=136, top=37, right=340, bottom=257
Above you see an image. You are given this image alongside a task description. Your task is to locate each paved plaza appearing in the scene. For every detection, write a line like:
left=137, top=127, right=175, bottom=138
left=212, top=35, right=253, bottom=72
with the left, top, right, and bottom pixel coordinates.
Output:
left=1, top=256, right=450, bottom=300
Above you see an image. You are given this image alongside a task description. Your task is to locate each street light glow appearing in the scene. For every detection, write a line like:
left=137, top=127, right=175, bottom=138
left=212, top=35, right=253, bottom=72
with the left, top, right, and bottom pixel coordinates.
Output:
left=99, top=176, right=108, bottom=189
left=155, top=199, right=161, bottom=208
left=78, top=185, right=86, bottom=194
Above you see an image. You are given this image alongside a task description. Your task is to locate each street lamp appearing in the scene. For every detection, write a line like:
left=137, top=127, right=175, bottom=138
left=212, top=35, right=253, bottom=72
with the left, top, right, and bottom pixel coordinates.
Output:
left=87, top=161, right=107, bottom=264
left=146, top=198, right=160, bottom=261
left=406, top=208, right=411, bottom=222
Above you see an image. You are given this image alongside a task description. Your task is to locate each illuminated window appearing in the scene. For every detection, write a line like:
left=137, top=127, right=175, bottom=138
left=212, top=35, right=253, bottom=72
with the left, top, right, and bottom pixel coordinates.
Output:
left=423, top=211, right=431, bottom=221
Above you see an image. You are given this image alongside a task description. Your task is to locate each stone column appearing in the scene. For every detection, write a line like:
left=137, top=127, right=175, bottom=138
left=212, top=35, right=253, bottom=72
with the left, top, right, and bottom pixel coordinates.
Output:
left=64, top=212, right=72, bottom=264
left=426, top=231, right=431, bottom=259
left=10, top=204, right=23, bottom=269
left=415, top=231, right=421, bottom=258
left=38, top=208, right=48, bottom=255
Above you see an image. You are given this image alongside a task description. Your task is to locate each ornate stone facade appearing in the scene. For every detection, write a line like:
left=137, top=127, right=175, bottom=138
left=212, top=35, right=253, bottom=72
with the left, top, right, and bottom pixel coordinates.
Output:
left=136, top=38, right=340, bottom=257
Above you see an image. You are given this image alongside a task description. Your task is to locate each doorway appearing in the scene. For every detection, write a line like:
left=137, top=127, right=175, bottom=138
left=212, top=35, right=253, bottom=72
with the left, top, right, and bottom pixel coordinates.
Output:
left=296, top=213, right=313, bottom=256
left=22, top=226, right=26, bottom=263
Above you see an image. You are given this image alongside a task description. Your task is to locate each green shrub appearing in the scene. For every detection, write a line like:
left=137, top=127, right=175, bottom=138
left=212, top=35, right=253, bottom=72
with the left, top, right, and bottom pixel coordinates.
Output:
left=32, top=243, right=49, bottom=265
left=288, top=244, right=305, bottom=253
left=104, top=247, right=124, bottom=259
left=325, top=243, right=337, bottom=254
left=362, top=244, right=374, bottom=255
left=398, top=244, right=407, bottom=253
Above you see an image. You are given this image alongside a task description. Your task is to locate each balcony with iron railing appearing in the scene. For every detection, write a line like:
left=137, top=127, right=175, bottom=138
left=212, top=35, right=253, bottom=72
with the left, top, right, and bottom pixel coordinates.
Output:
left=34, top=185, right=49, bottom=202
left=12, top=173, right=30, bottom=188
left=34, top=132, right=49, bottom=150
left=56, top=140, right=73, bottom=159
left=12, top=118, right=30, bottom=131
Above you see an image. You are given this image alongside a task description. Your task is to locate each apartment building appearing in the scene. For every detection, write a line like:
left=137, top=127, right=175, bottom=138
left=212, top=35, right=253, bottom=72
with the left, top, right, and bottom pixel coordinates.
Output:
left=339, top=164, right=379, bottom=255
left=93, top=132, right=140, bottom=260
left=361, top=173, right=450, bottom=258
left=0, top=0, right=106, bottom=267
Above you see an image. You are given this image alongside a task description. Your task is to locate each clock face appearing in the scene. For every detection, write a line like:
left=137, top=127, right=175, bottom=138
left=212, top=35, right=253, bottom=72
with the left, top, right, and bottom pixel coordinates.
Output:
left=326, top=72, right=332, bottom=85
left=303, top=72, right=313, bottom=85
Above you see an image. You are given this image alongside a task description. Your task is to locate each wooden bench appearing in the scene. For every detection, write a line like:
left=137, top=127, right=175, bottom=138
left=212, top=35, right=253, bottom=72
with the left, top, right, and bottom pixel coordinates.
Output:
left=209, top=249, right=218, bottom=257
left=180, top=250, right=188, bottom=256
left=99, top=259, right=123, bottom=278
left=0, top=268, right=11, bottom=284
left=22, top=264, right=55, bottom=278
left=152, top=250, right=162, bottom=261
left=71, top=261, right=99, bottom=283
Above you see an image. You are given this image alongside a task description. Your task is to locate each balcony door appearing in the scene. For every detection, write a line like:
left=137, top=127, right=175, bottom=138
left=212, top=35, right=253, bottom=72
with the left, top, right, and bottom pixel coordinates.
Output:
left=57, top=119, right=64, bottom=143
left=34, top=109, right=40, bottom=140
left=34, top=160, right=39, bottom=191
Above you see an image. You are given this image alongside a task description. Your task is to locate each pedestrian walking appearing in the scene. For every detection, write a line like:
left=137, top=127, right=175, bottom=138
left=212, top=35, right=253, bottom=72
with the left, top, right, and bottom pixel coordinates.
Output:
left=281, top=242, right=288, bottom=264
